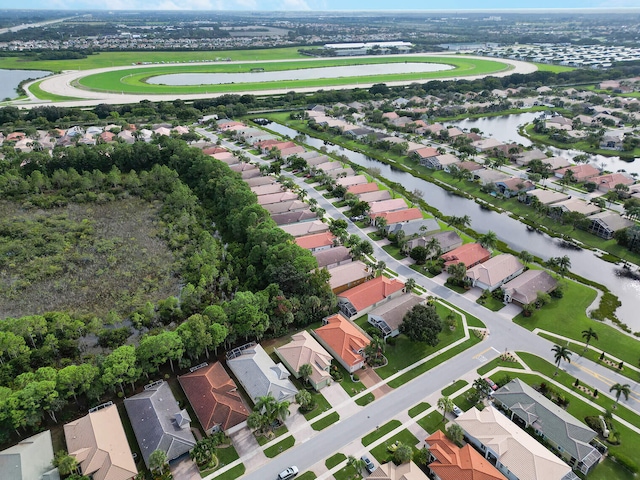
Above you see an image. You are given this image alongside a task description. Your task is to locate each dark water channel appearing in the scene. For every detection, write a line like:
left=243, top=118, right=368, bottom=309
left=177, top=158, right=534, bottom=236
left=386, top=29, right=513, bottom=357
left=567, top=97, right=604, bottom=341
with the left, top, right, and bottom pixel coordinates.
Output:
left=268, top=121, right=640, bottom=329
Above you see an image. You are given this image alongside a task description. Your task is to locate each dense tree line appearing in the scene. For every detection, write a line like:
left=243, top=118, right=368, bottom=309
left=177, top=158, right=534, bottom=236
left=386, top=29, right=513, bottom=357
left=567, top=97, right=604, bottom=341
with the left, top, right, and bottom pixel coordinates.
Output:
left=0, top=137, right=335, bottom=444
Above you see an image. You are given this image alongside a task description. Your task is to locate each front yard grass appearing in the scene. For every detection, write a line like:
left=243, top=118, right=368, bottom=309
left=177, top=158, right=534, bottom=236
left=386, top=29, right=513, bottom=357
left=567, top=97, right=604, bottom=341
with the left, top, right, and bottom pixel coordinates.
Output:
left=302, top=390, right=333, bottom=421
left=297, top=472, right=318, bottom=480
left=325, top=452, right=347, bottom=469
left=476, top=294, right=506, bottom=312
left=335, top=363, right=368, bottom=397
left=381, top=244, right=406, bottom=260
left=311, top=412, right=340, bottom=431
left=408, top=402, right=431, bottom=418
left=417, top=410, right=448, bottom=435
left=255, top=424, right=288, bottom=446
left=441, top=379, right=468, bottom=397
left=264, top=435, right=295, bottom=458
left=362, top=419, right=402, bottom=446
left=513, top=279, right=640, bottom=365
left=333, top=464, right=362, bottom=480
left=369, top=429, right=420, bottom=465
left=355, top=393, right=375, bottom=406
left=453, top=388, right=482, bottom=412
left=477, top=355, right=524, bottom=376
left=212, top=464, right=245, bottom=480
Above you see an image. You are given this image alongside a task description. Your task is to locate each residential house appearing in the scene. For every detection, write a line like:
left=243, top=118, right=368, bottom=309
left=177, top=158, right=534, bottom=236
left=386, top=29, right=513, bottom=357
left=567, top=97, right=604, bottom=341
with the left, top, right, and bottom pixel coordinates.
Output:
left=369, top=198, right=408, bottom=217
left=413, top=147, right=439, bottom=166
left=313, top=313, right=370, bottom=373
left=313, top=246, right=352, bottom=269
left=0, top=431, right=59, bottom=480
left=371, top=208, right=423, bottom=225
left=65, top=403, right=138, bottom=480
left=493, top=379, right=602, bottom=475
left=347, top=182, right=379, bottom=195
left=385, top=218, right=440, bottom=239
left=99, top=131, right=116, bottom=143
left=550, top=198, right=600, bottom=216
left=358, top=190, right=392, bottom=203
left=544, top=156, right=572, bottom=171
left=367, top=293, right=423, bottom=339
left=466, top=254, right=524, bottom=291
left=307, top=155, right=332, bottom=166
left=264, top=200, right=309, bottom=215
left=473, top=138, right=505, bottom=152
left=275, top=331, right=332, bottom=391
left=257, top=191, right=299, bottom=206
left=587, top=211, right=635, bottom=239
left=455, top=407, right=575, bottom=480
left=271, top=209, right=318, bottom=226
left=280, top=146, right=306, bottom=158
left=554, top=164, right=600, bottom=183
left=345, top=127, right=375, bottom=140
left=514, top=149, right=548, bottom=166
left=327, top=167, right=356, bottom=179
left=458, top=161, right=484, bottom=173
left=281, top=220, right=329, bottom=237
left=368, top=461, right=430, bottom=480
left=502, top=270, right=558, bottom=306
left=314, top=161, right=342, bottom=173
left=592, top=172, right=635, bottom=192
left=338, top=175, right=368, bottom=187
left=226, top=343, right=297, bottom=402
left=424, top=153, right=461, bottom=171
left=178, top=362, right=250, bottom=434
left=406, top=230, right=463, bottom=253
left=251, top=183, right=284, bottom=196
left=213, top=151, right=238, bottom=164
left=295, top=232, right=336, bottom=252
left=474, top=169, right=512, bottom=186
left=125, top=381, right=197, bottom=468
left=442, top=243, right=491, bottom=268
left=337, top=275, right=405, bottom=318
left=522, top=189, right=571, bottom=206
left=495, top=178, right=535, bottom=198
left=425, top=430, right=505, bottom=480
left=328, top=260, right=372, bottom=294
left=600, top=133, right=624, bottom=150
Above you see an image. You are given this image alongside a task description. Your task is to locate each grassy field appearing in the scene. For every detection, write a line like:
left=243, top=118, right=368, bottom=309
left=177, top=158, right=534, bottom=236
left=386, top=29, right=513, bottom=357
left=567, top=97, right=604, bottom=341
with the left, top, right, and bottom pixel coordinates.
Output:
left=369, top=428, right=420, bottom=465
left=311, top=412, right=340, bottom=431
left=326, top=452, right=347, bottom=470
left=441, top=379, right=468, bottom=396
left=264, top=435, right=295, bottom=458
left=477, top=355, right=524, bottom=376
left=408, top=402, right=431, bottom=418
left=362, top=419, right=402, bottom=446
left=513, top=278, right=640, bottom=365
left=73, top=56, right=510, bottom=95
left=27, top=79, right=80, bottom=102
left=0, top=47, right=306, bottom=72
left=532, top=62, right=576, bottom=73
left=0, top=198, right=178, bottom=318
left=417, top=410, right=448, bottom=435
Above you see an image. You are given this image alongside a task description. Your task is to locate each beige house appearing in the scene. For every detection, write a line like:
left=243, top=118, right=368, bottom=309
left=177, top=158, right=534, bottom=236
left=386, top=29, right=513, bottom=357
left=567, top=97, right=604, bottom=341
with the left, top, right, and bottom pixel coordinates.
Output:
left=275, top=331, right=333, bottom=391
left=466, top=254, right=524, bottom=292
left=64, top=403, right=137, bottom=480
left=368, top=461, right=429, bottom=480
left=329, top=260, right=372, bottom=294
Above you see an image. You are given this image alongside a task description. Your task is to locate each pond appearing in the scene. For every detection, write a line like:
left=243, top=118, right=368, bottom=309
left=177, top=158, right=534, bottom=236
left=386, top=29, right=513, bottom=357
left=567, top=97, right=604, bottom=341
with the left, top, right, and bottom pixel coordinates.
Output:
left=268, top=121, right=640, bottom=330
left=0, top=69, right=50, bottom=100
left=449, top=112, right=640, bottom=176
left=147, top=62, right=455, bottom=86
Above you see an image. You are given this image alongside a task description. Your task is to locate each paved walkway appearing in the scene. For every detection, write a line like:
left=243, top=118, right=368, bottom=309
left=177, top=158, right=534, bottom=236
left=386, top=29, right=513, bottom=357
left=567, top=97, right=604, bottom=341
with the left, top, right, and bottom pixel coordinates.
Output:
left=359, top=367, right=392, bottom=400
left=228, top=426, right=267, bottom=472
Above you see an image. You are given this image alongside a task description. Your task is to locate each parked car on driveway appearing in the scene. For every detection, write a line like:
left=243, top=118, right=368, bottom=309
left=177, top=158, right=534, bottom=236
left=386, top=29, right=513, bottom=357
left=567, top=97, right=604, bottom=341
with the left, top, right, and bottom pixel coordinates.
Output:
left=361, top=454, right=375, bottom=473
left=485, top=377, right=498, bottom=391
left=452, top=405, right=463, bottom=417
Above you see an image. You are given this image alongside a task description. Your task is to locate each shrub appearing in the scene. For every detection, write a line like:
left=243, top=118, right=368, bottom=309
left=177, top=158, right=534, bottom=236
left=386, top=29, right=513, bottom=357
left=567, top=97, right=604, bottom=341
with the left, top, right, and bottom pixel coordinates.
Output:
left=352, top=374, right=359, bottom=381
left=611, top=453, right=639, bottom=474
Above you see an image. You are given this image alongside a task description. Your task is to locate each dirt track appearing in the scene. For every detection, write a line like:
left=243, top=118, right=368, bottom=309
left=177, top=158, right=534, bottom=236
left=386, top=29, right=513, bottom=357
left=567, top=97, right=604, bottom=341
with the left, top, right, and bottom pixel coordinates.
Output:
left=17, top=54, right=538, bottom=109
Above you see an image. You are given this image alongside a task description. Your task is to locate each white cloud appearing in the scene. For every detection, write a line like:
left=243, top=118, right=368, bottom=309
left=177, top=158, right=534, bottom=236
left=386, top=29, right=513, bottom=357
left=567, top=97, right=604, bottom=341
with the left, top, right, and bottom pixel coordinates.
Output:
left=279, top=0, right=312, bottom=9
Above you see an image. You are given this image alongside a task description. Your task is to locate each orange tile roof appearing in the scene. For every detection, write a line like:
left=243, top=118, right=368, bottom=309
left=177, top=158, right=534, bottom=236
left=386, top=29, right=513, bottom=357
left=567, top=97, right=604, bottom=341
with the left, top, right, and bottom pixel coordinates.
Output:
left=315, top=314, right=370, bottom=368
left=370, top=208, right=423, bottom=224
left=178, top=362, right=250, bottom=432
left=338, top=276, right=405, bottom=312
left=347, top=182, right=379, bottom=195
left=442, top=243, right=491, bottom=267
left=295, top=232, right=336, bottom=250
left=426, top=431, right=505, bottom=480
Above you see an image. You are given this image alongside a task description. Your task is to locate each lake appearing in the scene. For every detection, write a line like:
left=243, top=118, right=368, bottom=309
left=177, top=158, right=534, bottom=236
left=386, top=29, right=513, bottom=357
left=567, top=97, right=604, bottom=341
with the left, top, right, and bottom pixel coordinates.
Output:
left=0, top=69, right=50, bottom=100
left=147, top=63, right=455, bottom=86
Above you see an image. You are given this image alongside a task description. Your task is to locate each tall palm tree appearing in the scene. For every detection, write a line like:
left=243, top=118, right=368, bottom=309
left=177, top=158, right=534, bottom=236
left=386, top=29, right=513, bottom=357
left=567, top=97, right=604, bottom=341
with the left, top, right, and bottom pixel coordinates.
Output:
left=347, top=455, right=366, bottom=473
left=437, top=396, right=455, bottom=422
left=298, top=364, right=313, bottom=387
left=581, top=327, right=599, bottom=353
left=558, top=255, right=571, bottom=277
left=478, top=231, right=498, bottom=250
left=552, top=344, right=572, bottom=376
left=609, top=383, right=631, bottom=406
left=425, top=237, right=442, bottom=259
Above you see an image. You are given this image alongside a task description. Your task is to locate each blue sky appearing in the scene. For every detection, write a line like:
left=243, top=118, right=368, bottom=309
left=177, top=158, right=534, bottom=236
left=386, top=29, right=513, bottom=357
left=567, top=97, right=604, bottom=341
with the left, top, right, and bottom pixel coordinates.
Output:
left=14, top=0, right=640, bottom=11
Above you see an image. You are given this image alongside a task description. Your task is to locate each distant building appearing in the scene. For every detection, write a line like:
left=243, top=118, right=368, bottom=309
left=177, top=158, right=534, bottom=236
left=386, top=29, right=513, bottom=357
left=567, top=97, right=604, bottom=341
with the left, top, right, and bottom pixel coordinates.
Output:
left=323, top=41, right=413, bottom=56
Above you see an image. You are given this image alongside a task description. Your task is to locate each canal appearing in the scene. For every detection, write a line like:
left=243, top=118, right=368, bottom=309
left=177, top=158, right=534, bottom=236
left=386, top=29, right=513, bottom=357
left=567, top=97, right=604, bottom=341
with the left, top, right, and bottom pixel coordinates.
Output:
left=268, top=121, right=640, bottom=330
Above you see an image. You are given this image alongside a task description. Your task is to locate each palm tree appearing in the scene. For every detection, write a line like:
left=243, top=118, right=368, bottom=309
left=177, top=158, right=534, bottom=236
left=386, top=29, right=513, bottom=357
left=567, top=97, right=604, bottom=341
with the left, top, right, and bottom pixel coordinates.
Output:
left=478, top=231, right=498, bottom=250
left=274, top=399, right=291, bottom=424
left=405, top=278, right=417, bottom=293
left=425, top=237, right=442, bottom=259
left=552, top=344, right=572, bottom=376
left=581, top=327, right=599, bottom=353
left=518, top=250, right=533, bottom=266
left=557, top=255, right=571, bottom=277
left=298, top=364, right=313, bottom=387
left=365, top=335, right=386, bottom=365
left=609, top=383, right=631, bottom=407
left=437, top=396, right=455, bottom=422
left=347, top=455, right=366, bottom=473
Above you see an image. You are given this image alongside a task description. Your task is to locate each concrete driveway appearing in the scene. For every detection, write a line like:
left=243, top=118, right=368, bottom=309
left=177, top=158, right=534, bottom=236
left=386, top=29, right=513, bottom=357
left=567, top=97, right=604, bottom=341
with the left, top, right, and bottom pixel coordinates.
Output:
left=359, top=367, right=392, bottom=399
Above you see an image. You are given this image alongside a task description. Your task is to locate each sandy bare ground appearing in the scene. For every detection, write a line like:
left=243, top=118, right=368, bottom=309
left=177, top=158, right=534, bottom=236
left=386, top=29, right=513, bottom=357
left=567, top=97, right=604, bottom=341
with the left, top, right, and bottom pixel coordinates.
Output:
left=16, top=54, right=537, bottom=109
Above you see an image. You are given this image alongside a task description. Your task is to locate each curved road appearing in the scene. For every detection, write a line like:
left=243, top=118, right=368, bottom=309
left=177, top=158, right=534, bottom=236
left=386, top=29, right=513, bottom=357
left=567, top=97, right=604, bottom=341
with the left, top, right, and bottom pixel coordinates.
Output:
left=196, top=129, right=640, bottom=480
left=17, top=54, right=537, bottom=109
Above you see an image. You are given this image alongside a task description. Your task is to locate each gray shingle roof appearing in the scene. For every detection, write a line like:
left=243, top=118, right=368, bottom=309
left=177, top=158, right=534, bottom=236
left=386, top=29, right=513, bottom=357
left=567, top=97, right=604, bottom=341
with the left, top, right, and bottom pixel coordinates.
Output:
left=124, top=381, right=196, bottom=468
left=493, top=379, right=597, bottom=462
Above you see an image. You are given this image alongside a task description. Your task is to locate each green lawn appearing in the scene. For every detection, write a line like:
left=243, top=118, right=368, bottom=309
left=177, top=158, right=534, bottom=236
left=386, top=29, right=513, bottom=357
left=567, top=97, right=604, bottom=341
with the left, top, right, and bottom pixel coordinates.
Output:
left=255, top=424, right=288, bottom=446
left=326, top=452, right=347, bottom=469
left=369, top=429, right=420, bottom=465
left=476, top=295, right=506, bottom=312
left=212, top=463, right=245, bottom=480
left=216, top=444, right=240, bottom=467
left=382, top=244, right=406, bottom=260
left=264, top=435, right=295, bottom=458
left=453, top=388, right=482, bottom=412
left=335, top=362, right=368, bottom=397
left=441, top=379, right=468, bottom=397
left=302, top=390, right=333, bottom=421
left=417, top=410, right=448, bottom=435
left=388, top=335, right=482, bottom=388
left=297, top=472, right=318, bottom=480
left=437, top=299, right=486, bottom=328
left=362, top=420, right=402, bottom=446
left=311, top=412, right=340, bottom=431
left=513, top=279, right=640, bottom=365
left=408, top=402, right=431, bottom=418
left=588, top=458, right=636, bottom=480
left=477, top=355, right=524, bottom=376
left=28, top=79, right=80, bottom=101
left=532, top=62, right=576, bottom=73
left=74, top=56, right=510, bottom=95
left=333, top=464, right=362, bottom=480
left=355, top=393, right=375, bottom=406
